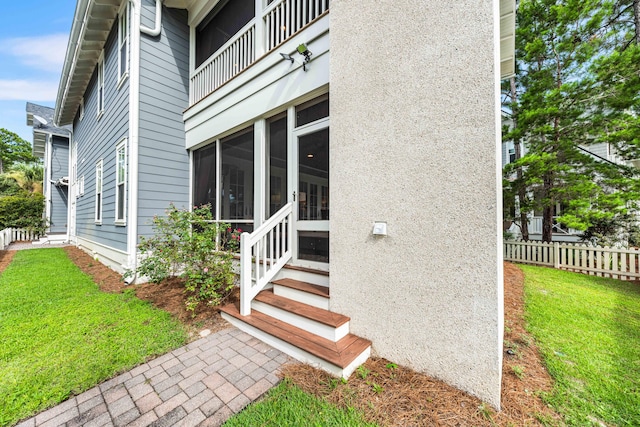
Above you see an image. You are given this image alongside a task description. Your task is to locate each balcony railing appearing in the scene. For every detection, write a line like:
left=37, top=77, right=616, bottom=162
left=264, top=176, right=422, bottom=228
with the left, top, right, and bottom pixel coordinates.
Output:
left=190, top=0, right=329, bottom=106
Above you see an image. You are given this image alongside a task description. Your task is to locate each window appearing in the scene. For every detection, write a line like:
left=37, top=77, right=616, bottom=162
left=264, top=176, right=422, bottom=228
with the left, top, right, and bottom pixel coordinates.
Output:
left=115, top=141, right=127, bottom=224
left=195, top=0, right=254, bottom=68
left=193, top=126, right=255, bottom=233
left=71, top=142, right=78, bottom=198
left=118, top=3, right=129, bottom=82
left=508, top=147, right=516, bottom=163
left=95, top=160, right=103, bottom=223
left=97, top=53, right=105, bottom=116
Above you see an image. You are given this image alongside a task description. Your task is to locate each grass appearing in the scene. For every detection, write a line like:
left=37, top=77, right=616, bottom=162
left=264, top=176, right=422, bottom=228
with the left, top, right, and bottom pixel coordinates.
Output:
left=223, top=379, right=377, bottom=427
left=0, top=249, right=188, bottom=426
left=521, top=265, right=640, bottom=426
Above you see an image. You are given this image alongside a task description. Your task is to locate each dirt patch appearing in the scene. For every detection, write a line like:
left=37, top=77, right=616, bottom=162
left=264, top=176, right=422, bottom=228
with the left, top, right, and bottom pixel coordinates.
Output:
left=282, top=262, right=562, bottom=426
left=1, top=247, right=561, bottom=424
left=62, top=246, right=233, bottom=338
left=0, top=250, right=16, bottom=272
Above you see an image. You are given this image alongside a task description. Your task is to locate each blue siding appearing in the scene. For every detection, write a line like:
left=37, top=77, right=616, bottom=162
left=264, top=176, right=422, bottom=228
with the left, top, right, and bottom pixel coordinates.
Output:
left=73, top=22, right=129, bottom=252
left=138, top=3, right=190, bottom=238
left=49, top=136, right=69, bottom=233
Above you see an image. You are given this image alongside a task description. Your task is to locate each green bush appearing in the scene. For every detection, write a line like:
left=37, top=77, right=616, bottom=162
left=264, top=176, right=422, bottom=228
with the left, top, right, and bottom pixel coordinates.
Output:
left=126, top=204, right=238, bottom=311
left=0, top=193, right=45, bottom=233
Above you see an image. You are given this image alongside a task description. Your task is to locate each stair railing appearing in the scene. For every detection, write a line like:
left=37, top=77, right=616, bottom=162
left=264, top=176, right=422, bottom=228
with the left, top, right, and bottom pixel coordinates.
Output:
left=239, top=203, right=293, bottom=315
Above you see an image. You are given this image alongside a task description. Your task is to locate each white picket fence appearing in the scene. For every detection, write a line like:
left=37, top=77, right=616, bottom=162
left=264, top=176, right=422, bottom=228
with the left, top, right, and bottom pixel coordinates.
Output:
left=0, top=228, right=39, bottom=250
left=504, top=240, right=640, bottom=280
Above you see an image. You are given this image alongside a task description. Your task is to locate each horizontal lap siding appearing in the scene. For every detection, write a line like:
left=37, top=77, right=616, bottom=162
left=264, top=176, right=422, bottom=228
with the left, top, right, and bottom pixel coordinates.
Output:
left=50, top=137, right=69, bottom=233
left=73, top=24, right=129, bottom=252
left=138, top=3, right=190, bottom=238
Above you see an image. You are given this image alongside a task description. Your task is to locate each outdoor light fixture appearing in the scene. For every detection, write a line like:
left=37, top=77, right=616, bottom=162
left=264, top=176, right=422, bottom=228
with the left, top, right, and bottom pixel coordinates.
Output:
left=297, top=43, right=312, bottom=71
left=280, top=52, right=294, bottom=63
left=280, top=44, right=314, bottom=71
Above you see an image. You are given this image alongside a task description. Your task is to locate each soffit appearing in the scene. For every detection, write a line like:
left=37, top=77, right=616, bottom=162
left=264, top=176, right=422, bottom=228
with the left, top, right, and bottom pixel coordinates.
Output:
left=500, top=0, right=516, bottom=80
left=55, top=0, right=121, bottom=125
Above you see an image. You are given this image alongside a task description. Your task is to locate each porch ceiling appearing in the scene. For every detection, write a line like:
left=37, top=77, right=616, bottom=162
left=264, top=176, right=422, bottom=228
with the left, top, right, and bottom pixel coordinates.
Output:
left=500, top=0, right=516, bottom=80
left=55, top=0, right=121, bottom=125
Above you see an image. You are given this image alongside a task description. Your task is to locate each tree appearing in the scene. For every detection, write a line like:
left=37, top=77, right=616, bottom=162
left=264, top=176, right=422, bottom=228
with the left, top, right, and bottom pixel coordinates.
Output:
left=0, top=128, right=35, bottom=174
left=2, top=163, right=44, bottom=194
left=504, top=0, right=640, bottom=243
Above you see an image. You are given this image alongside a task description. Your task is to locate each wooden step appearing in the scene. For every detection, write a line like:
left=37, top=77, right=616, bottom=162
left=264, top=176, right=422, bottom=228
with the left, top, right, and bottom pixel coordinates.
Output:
left=283, top=264, right=330, bottom=276
left=253, top=290, right=347, bottom=341
left=272, top=278, right=329, bottom=298
left=220, top=303, right=371, bottom=375
left=255, top=290, right=346, bottom=327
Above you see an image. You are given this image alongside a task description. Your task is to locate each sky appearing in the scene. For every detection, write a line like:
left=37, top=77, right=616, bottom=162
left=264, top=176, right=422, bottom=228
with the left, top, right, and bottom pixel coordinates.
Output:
left=0, top=1, right=77, bottom=142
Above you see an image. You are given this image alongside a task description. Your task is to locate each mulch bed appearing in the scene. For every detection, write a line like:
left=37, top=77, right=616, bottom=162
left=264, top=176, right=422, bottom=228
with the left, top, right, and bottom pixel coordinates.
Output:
left=280, top=262, right=562, bottom=426
left=0, top=246, right=563, bottom=425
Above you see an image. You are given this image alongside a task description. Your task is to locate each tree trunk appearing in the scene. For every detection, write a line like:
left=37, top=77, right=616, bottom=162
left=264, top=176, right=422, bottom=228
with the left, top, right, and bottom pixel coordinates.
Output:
left=510, top=77, right=529, bottom=241
left=634, top=0, right=640, bottom=44
left=542, top=173, right=554, bottom=242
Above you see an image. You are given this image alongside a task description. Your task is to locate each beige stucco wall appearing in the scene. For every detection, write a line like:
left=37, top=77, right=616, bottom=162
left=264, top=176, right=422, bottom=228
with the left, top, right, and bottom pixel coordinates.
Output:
left=329, top=0, right=504, bottom=407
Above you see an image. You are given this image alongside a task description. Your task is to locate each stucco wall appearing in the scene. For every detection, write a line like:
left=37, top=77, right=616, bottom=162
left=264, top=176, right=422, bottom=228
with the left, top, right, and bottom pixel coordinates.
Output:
left=329, top=0, right=504, bottom=407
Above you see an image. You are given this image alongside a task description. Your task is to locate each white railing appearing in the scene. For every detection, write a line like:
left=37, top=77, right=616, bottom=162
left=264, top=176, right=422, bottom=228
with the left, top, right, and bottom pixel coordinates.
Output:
left=190, top=21, right=256, bottom=105
left=189, top=0, right=330, bottom=105
left=528, top=216, right=580, bottom=236
left=504, top=240, right=640, bottom=280
left=0, top=228, right=40, bottom=250
left=240, top=203, right=293, bottom=315
left=264, top=0, right=330, bottom=51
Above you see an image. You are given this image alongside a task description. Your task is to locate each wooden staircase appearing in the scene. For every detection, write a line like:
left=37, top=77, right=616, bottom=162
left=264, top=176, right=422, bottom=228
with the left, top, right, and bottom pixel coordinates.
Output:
left=220, top=268, right=371, bottom=378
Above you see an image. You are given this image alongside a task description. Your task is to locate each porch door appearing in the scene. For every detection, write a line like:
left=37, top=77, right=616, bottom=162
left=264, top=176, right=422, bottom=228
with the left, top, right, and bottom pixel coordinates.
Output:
left=291, top=122, right=329, bottom=268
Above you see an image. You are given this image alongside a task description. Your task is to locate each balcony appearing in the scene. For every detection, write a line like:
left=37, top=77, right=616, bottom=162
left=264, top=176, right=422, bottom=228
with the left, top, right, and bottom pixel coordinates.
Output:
left=190, top=0, right=329, bottom=106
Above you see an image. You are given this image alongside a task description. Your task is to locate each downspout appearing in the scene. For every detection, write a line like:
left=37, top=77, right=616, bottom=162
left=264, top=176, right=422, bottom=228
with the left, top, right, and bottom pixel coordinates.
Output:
left=66, top=128, right=74, bottom=244
left=126, top=0, right=162, bottom=284
left=45, top=134, right=52, bottom=234
left=140, top=0, right=163, bottom=37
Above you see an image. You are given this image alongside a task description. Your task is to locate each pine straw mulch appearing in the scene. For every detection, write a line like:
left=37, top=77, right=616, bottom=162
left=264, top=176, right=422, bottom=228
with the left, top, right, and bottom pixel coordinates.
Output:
left=279, top=262, right=563, bottom=426
left=0, top=246, right=563, bottom=425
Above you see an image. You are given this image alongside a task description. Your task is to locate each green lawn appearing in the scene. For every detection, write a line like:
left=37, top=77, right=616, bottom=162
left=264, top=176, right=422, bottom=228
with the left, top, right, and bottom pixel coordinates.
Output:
left=521, top=265, right=640, bottom=426
left=223, top=379, right=377, bottom=427
left=0, top=248, right=188, bottom=426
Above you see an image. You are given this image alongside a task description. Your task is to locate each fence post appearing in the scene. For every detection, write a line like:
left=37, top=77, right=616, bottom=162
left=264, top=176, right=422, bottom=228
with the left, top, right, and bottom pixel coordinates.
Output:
left=553, top=242, right=560, bottom=269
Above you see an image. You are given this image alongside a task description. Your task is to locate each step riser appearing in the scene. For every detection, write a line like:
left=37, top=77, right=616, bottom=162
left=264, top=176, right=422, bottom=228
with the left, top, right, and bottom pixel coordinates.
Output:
left=274, top=269, right=329, bottom=287
left=251, top=300, right=349, bottom=342
left=221, top=311, right=370, bottom=378
left=273, top=285, right=330, bottom=310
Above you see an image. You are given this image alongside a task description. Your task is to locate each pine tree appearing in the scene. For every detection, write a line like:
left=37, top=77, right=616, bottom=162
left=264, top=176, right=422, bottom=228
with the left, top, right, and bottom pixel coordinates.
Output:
left=504, top=0, right=640, bottom=243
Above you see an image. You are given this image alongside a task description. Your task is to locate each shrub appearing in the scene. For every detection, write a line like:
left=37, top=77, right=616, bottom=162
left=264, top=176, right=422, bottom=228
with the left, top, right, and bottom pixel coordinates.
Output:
left=0, top=193, right=46, bottom=234
left=126, top=204, right=239, bottom=311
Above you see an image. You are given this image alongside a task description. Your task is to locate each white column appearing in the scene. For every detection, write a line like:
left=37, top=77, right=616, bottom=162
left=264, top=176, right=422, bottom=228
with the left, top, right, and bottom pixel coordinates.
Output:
left=254, top=119, right=266, bottom=226
left=254, top=0, right=265, bottom=57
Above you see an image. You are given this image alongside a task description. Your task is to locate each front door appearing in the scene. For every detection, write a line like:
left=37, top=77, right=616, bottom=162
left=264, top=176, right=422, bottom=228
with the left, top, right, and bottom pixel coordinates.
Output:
left=291, top=122, right=329, bottom=269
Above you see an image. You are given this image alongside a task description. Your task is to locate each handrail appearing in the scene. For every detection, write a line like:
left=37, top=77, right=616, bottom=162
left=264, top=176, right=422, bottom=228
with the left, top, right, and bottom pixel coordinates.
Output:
left=239, top=203, right=293, bottom=315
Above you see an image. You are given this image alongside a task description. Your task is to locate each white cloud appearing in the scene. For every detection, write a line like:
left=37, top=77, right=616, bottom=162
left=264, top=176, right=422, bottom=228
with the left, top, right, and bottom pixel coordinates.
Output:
left=0, top=33, right=68, bottom=72
left=0, top=80, right=58, bottom=101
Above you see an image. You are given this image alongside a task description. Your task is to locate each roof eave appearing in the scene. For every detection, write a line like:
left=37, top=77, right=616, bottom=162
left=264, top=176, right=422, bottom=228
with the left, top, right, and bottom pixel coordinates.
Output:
left=54, top=0, right=121, bottom=126
left=499, top=0, right=516, bottom=80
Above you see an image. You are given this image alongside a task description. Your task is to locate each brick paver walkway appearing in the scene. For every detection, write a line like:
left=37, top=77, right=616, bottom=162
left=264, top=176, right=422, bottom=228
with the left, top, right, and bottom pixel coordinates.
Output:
left=16, top=328, right=290, bottom=427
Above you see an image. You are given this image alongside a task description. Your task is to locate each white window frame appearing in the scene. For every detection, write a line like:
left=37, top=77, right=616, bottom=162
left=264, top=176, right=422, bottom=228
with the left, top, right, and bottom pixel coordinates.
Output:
left=95, top=160, right=103, bottom=224
left=117, top=3, right=130, bottom=86
left=79, top=175, right=85, bottom=196
left=97, top=52, right=105, bottom=118
left=115, top=140, right=127, bottom=225
left=72, top=142, right=78, bottom=199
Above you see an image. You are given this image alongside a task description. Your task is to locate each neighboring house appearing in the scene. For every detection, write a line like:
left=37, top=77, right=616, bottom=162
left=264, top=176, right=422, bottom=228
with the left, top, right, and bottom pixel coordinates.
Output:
left=26, top=103, right=70, bottom=241
left=502, top=139, right=638, bottom=242
left=55, top=0, right=515, bottom=408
